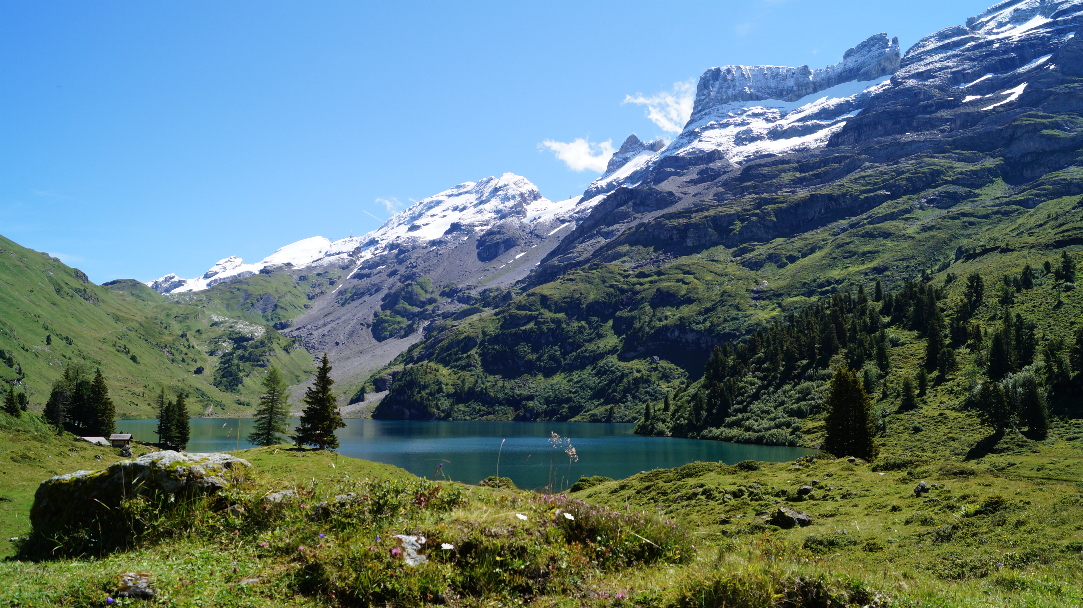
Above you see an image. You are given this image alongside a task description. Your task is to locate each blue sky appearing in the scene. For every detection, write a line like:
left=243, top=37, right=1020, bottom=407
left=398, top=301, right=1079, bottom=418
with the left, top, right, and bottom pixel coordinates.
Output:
left=0, top=0, right=995, bottom=283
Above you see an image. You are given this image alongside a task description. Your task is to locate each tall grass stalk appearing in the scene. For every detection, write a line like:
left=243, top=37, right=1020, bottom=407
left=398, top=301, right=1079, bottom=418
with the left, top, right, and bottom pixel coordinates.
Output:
left=496, top=438, right=505, bottom=479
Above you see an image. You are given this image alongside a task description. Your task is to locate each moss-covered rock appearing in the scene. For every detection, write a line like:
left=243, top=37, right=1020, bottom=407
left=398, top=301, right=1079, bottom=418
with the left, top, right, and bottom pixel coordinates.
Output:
left=29, top=451, right=250, bottom=536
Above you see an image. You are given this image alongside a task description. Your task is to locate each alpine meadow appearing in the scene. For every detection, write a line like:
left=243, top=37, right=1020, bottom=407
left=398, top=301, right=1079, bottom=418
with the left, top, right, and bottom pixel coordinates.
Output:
left=4, top=1, right=1083, bottom=606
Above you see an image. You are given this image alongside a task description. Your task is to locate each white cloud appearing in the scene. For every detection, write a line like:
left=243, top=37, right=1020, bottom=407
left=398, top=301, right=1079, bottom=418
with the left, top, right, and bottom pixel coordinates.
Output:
left=539, top=138, right=616, bottom=173
left=48, top=252, right=85, bottom=265
left=375, top=197, right=404, bottom=214
left=623, top=80, right=696, bottom=134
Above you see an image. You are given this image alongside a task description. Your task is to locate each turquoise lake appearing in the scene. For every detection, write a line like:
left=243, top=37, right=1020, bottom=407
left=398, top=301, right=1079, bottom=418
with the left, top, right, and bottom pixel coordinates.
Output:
left=116, top=419, right=815, bottom=491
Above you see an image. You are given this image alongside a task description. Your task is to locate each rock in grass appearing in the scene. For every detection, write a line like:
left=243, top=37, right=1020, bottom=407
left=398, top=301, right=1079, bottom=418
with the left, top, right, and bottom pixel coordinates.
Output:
left=767, top=506, right=812, bottom=529
left=30, top=451, right=250, bottom=535
left=116, top=572, right=155, bottom=599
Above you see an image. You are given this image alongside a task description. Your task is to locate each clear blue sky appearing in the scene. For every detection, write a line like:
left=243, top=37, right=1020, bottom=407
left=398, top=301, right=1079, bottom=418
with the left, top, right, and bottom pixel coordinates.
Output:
left=0, top=0, right=994, bottom=283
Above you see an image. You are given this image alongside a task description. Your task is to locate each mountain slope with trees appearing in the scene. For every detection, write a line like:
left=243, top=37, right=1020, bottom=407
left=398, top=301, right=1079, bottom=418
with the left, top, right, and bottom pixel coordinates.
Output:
left=368, top=10, right=1083, bottom=449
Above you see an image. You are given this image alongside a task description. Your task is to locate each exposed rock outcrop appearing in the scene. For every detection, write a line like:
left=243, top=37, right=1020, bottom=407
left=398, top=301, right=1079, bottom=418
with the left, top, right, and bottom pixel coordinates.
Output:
left=30, top=451, right=250, bottom=535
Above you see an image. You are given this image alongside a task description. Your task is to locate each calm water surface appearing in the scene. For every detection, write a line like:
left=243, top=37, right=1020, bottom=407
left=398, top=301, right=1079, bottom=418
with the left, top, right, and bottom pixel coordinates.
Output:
left=116, top=419, right=814, bottom=491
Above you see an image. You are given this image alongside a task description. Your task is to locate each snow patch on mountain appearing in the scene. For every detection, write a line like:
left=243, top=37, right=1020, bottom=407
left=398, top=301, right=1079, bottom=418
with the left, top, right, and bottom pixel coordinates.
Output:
left=576, top=35, right=901, bottom=198
left=149, top=174, right=597, bottom=295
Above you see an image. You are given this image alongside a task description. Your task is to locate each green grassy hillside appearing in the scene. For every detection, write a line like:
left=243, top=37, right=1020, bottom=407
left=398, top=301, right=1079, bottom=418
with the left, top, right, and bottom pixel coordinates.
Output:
left=0, top=235, right=314, bottom=418
left=3, top=411, right=1083, bottom=606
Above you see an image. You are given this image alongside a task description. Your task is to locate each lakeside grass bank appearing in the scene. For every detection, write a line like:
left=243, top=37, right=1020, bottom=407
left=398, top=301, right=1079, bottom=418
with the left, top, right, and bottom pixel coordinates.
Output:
left=2, top=413, right=1082, bottom=607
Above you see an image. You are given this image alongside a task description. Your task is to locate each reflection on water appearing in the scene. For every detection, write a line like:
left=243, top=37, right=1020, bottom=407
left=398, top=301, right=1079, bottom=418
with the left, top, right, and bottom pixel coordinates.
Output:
left=116, top=419, right=815, bottom=491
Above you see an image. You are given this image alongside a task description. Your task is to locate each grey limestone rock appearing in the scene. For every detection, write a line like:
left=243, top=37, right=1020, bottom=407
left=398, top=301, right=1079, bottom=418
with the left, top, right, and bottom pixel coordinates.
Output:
left=768, top=506, right=813, bottom=529
left=30, top=451, right=251, bottom=535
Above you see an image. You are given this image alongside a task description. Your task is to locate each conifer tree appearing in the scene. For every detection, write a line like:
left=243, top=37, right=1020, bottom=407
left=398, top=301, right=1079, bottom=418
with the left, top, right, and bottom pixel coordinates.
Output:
left=1057, top=251, right=1077, bottom=283
left=969, top=380, right=1012, bottom=431
left=44, top=378, right=69, bottom=431
left=988, top=332, right=1011, bottom=381
left=88, top=368, right=115, bottom=437
left=44, top=364, right=91, bottom=433
left=249, top=367, right=291, bottom=446
left=899, top=376, right=917, bottom=412
left=172, top=392, right=190, bottom=450
left=295, top=354, right=345, bottom=450
left=822, top=367, right=878, bottom=461
left=873, top=280, right=883, bottom=302
left=3, top=385, right=20, bottom=417
left=1015, top=373, right=1049, bottom=439
left=924, top=315, right=943, bottom=372
left=155, top=387, right=175, bottom=448
left=963, top=273, right=984, bottom=319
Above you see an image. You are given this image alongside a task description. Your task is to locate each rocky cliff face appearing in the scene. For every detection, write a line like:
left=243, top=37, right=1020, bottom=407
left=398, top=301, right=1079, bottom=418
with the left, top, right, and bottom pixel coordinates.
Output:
left=690, top=33, right=901, bottom=119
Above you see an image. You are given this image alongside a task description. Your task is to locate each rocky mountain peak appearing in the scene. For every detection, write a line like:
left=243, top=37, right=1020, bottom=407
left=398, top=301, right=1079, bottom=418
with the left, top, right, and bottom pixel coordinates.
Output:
left=202, top=256, right=244, bottom=280
left=690, top=33, right=900, bottom=122
left=604, top=135, right=666, bottom=177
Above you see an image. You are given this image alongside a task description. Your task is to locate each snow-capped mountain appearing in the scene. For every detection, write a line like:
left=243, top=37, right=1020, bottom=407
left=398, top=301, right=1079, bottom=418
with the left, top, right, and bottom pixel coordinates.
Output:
left=576, top=34, right=901, bottom=200
left=149, top=173, right=596, bottom=295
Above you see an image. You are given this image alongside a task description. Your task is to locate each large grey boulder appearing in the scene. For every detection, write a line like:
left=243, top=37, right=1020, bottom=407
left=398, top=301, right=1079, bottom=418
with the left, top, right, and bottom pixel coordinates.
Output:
left=30, top=451, right=250, bottom=534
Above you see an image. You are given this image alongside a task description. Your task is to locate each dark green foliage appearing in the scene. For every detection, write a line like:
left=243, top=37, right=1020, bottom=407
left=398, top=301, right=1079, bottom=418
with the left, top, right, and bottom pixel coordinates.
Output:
left=644, top=282, right=940, bottom=445
left=963, top=273, right=984, bottom=320
left=248, top=367, right=291, bottom=446
left=212, top=329, right=293, bottom=393
left=822, top=367, right=877, bottom=461
left=899, top=377, right=917, bottom=412
left=1056, top=251, right=1077, bottom=283
left=1014, top=372, right=1049, bottom=439
left=965, top=368, right=1050, bottom=437
left=43, top=364, right=110, bottom=436
left=156, top=387, right=190, bottom=449
left=568, top=475, right=613, bottom=492
left=1072, top=326, right=1083, bottom=374
left=155, top=387, right=175, bottom=447
left=967, top=380, right=1013, bottom=432
left=3, top=385, right=20, bottom=417
left=173, top=392, right=189, bottom=450
left=88, top=369, right=115, bottom=437
left=371, top=277, right=438, bottom=341
left=295, top=354, right=345, bottom=450
left=988, top=332, right=1011, bottom=381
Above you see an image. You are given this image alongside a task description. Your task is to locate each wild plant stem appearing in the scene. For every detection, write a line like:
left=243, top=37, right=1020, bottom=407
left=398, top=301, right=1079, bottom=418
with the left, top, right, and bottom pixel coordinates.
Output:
left=496, top=438, right=505, bottom=480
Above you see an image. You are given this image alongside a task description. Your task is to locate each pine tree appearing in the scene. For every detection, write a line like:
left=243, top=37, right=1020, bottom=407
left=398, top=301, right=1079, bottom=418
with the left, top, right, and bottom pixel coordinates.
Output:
left=988, top=332, right=1011, bottom=381
left=1016, top=373, right=1049, bottom=439
left=924, top=315, right=943, bottom=372
left=873, top=280, right=883, bottom=303
left=822, top=367, right=878, bottom=461
left=963, top=272, right=984, bottom=319
left=899, top=376, right=917, bottom=412
left=295, top=354, right=345, bottom=450
left=172, top=392, right=190, bottom=450
left=1057, top=251, right=1077, bottom=283
left=249, top=367, right=291, bottom=446
left=88, top=369, right=115, bottom=437
left=3, top=385, right=20, bottom=417
left=44, top=378, right=69, bottom=431
left=969, top=380, right=1012, bottom=431
left=155, top=387, right=175, bottom=448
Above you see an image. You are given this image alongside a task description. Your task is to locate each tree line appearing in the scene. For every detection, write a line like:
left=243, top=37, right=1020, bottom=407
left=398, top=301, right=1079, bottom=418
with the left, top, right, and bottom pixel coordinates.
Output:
left=43, top=365, right=116, bottom=437
left=638, top=252, right=1083, bottom=457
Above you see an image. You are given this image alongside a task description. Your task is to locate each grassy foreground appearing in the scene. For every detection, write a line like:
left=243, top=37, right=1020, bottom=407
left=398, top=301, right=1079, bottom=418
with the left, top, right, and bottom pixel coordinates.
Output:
left=2, top=413, right=1083, bottom=607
